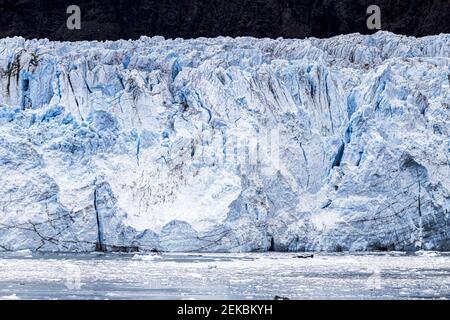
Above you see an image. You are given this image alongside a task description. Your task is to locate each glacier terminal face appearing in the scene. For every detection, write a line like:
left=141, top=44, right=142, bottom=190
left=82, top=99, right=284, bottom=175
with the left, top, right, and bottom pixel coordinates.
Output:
left=0, top=32, right=449, bottom=252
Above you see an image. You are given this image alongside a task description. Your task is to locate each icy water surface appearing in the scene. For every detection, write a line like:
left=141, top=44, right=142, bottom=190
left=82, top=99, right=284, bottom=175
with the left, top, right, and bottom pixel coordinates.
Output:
left=0, top=252, right=449, bottom=300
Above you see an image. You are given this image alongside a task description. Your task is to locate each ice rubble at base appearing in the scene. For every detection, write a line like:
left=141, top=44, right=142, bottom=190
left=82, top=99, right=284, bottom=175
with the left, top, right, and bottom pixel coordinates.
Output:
left=0, top=31, right=449, bottom=252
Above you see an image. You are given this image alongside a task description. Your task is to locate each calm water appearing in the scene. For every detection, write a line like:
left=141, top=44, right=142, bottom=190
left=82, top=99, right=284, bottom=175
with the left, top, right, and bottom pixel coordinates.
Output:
left=0, top=251, right=449, bottom=300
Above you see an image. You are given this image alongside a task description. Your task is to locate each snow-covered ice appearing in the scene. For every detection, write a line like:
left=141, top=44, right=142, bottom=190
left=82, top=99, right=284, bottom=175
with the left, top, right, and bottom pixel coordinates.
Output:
left=0, top=31, right=449, bottom=252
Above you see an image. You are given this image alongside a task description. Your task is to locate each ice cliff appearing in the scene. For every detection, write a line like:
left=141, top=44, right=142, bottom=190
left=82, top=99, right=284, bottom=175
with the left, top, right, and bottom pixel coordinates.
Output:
left=0, top=31, right=449, bottom=252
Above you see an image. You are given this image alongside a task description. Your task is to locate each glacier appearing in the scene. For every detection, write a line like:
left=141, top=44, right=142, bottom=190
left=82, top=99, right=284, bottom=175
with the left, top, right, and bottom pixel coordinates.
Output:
left=0, top=31, right=449, bottom=252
